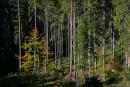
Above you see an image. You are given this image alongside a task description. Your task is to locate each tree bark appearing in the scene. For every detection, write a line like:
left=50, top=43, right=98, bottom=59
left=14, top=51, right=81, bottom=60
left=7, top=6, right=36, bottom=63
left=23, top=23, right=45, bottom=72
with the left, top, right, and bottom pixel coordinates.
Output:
left=73, top=0, right=76, bottom=79
left=18, top=0, right=22, bottom=74
left=70, top=0, right=73, bottom=78
left=45, top=5, right=48, bottom=73
left=102, top=38, right=105, bottom=72
left=88, top=0, right=91, bottom=77
left=33, top=0, right=37, bottom=74
left=54, top=25, right=57, bottom=68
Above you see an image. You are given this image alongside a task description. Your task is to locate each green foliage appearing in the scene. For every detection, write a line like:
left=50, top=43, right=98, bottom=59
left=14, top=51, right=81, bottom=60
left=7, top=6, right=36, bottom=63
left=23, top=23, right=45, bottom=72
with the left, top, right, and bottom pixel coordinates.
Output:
left=1, top=0, right=130, bottom=86
left=19, top=29, right=53, bottom=73
left=105, top=72, right=120, bottom=85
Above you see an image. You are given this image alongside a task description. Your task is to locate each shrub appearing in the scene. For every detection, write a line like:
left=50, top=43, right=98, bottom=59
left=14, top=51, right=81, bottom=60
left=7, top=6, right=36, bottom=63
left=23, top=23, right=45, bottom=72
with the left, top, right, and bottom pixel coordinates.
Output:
left=83, top=76, right=103, bottom=87
left=105, top=72, right=120, bottom=86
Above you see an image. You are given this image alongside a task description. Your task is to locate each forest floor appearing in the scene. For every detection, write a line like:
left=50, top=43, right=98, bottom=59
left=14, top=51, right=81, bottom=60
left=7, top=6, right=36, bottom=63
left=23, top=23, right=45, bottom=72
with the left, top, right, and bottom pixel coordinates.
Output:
left=0, top=72, right=130, bottom=87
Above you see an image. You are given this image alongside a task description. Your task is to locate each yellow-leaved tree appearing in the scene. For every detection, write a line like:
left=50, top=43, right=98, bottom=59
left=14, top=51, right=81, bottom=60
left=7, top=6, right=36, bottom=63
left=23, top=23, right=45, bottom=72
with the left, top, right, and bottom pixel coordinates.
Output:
left=18, top=29, right=53, bottom=74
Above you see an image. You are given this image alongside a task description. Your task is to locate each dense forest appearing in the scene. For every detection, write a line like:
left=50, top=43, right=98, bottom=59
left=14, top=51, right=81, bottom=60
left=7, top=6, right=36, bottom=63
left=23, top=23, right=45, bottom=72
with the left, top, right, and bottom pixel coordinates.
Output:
left=0, top=0, right=130, bottom=87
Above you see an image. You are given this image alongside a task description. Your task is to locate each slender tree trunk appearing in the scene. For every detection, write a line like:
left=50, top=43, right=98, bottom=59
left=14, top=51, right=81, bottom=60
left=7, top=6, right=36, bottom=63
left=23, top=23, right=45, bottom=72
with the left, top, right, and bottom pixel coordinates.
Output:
left=70, top=0, right=73, bottom=78
left=54, top=26, right=57, bottom=68
left=102, top=1, right=105, bottom=74
left=112, top=27, right=115, bottom=59
left=45, top=5, right=48, bottom=73
left=68, top=13, right=70, bottom=61
left=88, top=27, right=91, bottom=77
left=88, top=0, right=91, bottom=77
left=57, top=20, right=60, bottom=68
left=58, top=20, right=61, bottom=67
left=93, top=15, right=97, bottom=72
left=77, top=18, right=80, bottom=68
left=18, top=0, right=22, bottom=74
left=102, top=38, right=105, bottom=72
left=33, top=0, right=37, bottom=74
left=120, top=16, right=124, bottom=60
left=110, top=20, right=113, bottom=59
left=60, top=16, right=64, bottom=75
left=73, top=0, right=76, bottom=79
